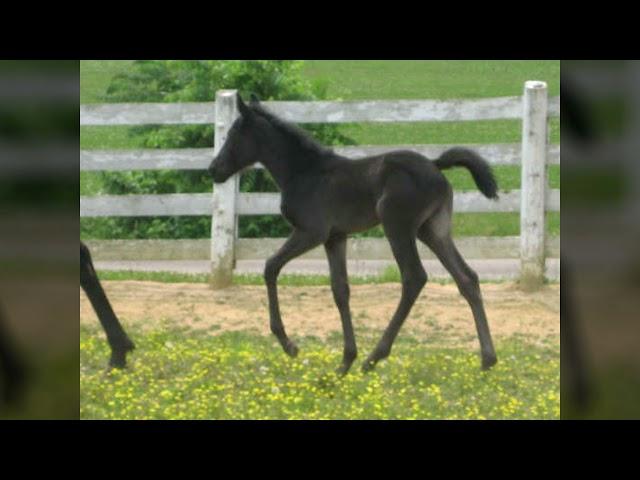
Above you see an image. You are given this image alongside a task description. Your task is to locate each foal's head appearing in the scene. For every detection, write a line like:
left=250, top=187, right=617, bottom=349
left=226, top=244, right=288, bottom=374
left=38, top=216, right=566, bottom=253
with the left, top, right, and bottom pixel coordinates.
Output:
left=208, top=94, right=272, bottom=183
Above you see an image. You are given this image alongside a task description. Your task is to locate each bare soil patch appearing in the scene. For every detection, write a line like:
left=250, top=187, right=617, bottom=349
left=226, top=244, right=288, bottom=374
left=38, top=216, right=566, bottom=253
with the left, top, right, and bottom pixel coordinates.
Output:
left=80, top=281, right=559, bottom=349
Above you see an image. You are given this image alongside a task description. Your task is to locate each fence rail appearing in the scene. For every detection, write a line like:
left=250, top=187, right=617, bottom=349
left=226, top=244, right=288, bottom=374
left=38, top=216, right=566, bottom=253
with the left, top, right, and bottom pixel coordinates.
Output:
left=80, top=144, right=560, bottom=171
left=80, top=84, right=560, bottom=288
left=80, top=96, right=560, bottom=125
left=80, top=189, right=560, bottom=217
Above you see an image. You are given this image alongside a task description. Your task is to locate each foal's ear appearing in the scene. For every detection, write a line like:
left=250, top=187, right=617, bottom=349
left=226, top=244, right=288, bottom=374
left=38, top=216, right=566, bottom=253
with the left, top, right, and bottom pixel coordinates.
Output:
left=237, top=94, right=251, bottom=117
left=250, top=93, right=261, bottom=105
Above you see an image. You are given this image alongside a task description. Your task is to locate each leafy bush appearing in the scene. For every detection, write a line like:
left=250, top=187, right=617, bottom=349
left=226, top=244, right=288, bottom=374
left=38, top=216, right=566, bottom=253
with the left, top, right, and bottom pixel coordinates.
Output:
left=82, top=60, right=354, bottom=240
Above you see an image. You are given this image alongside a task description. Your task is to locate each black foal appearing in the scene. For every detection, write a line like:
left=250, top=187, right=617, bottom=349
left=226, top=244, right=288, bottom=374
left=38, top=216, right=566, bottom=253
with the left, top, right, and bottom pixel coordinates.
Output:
left=209, top=94, right=498, bottom=374
left=80, top=242, right=134, bottom=368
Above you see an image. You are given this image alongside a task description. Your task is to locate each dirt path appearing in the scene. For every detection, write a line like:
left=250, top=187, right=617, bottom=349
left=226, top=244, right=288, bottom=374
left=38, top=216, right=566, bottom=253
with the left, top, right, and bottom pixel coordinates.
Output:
left=80, top=281, right=559, bottom=348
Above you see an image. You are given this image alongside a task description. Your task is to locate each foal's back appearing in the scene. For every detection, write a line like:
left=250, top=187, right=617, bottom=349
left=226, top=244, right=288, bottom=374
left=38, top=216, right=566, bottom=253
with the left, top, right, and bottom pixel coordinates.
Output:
left=309, top=150, right=449, bottom=235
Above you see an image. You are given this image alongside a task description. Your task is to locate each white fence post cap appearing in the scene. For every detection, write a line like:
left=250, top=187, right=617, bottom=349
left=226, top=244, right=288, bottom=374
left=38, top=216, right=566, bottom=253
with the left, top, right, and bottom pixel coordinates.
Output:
left=525, top=80, right=547, bottom=89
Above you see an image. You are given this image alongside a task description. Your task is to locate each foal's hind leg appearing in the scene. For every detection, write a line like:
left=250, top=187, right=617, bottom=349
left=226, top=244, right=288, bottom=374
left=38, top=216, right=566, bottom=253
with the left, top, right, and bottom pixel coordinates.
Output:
left=80, top=243, right=135, bottom=368
left=362, top=232, right=427, bottom=372
left=417, top=215, right=497, bottom=370
left=324, top=233, right=357, bottom=375
left=361, top=175, right=436, bottom=372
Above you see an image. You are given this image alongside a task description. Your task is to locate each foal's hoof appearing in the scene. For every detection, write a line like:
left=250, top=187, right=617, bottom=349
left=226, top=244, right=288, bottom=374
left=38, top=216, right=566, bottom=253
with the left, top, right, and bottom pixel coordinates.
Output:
left=361, top=358, right=377, bottom=373
left=481, top=354, right=498, bottom=371
left=108, top=351, right=129, bottom=369
left=284, top=341, right=299, bottom=358
left=108, top=343, right=135, bottom=370
left=335, top=362, right=353, bottom=377
left=336, top=351, right=357, bottom=376
left=362, top=347, right=388, bottom=373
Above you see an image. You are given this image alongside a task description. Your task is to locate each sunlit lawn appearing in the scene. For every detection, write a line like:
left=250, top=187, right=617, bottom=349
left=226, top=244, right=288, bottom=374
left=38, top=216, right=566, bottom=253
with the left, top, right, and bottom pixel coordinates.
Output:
left=81, top=326, right=559, bottom=420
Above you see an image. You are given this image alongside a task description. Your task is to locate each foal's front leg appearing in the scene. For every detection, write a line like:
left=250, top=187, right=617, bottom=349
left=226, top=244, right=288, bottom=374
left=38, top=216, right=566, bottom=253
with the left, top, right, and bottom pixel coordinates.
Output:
left=264, top=229, right=325, bottom=357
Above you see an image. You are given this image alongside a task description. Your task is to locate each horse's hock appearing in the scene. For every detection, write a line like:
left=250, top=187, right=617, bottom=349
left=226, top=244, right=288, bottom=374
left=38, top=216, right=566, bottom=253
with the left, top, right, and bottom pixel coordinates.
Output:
left=80, top=82, right=559, bottom=290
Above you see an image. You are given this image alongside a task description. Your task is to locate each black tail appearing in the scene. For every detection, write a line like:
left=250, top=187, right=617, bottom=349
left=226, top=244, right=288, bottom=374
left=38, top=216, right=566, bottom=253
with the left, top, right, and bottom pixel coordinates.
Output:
left=434, top=147, right=499, bottom=199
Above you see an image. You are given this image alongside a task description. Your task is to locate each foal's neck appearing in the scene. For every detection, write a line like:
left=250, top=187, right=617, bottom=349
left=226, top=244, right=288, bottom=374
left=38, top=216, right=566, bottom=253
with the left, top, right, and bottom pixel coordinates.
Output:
left=259, top=143, right=334, bottom=190
left=259, top=154, right=290, bottom=190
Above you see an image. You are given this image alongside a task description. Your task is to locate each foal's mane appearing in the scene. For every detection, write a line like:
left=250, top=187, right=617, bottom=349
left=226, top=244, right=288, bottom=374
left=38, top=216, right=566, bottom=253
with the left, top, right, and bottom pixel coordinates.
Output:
left=250, top=102, right=334, bottom=159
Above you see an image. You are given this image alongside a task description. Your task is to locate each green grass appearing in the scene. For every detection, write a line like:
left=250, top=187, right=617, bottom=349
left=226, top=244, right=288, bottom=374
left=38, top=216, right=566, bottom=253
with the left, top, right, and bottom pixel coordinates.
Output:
left=95, top=268, right=559, bottom=287
left=80, top=60, right=133, bottom=104
left=302, top=60, right=559, bottom=99
left=95, top=268, right=404, bottom=286
left=80, top=326, right=559, bottom=419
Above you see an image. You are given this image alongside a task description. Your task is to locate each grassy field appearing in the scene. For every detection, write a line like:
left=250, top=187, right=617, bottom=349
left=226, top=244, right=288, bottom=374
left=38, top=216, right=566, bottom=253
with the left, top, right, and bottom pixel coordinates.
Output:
left=95, top=268, right=558, bottom=287
left=80, top=60, right=560, bottom=239
left=80, top=326, right=559, bottom=420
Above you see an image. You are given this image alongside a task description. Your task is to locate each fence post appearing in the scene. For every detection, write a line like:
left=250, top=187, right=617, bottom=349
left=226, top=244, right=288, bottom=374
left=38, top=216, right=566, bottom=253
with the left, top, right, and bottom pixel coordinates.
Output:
left=520, top=80, right=548, bottom=290
left=210, top=90, right=239, bottom=289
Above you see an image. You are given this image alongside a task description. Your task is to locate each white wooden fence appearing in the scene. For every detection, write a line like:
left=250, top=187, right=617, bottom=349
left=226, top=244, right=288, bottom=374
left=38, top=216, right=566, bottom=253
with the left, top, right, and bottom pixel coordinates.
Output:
left=80, top=82, right=560, bottom=287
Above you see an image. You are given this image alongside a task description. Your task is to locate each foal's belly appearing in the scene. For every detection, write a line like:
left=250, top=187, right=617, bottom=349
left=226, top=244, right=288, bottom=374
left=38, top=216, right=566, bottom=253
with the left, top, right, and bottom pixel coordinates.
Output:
left=325, top=172, right=381, bottom=234
left=331, top=199, right=380, bottom=234
left=343, top=217, right=381, bottom=235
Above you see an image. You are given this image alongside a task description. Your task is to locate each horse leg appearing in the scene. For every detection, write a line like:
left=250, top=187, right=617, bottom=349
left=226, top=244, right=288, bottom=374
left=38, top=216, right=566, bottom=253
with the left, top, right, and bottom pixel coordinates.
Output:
left=324, top=233, right=357, bottom=375
left=362, top=230, right=427, bottom=372
left=264, top=229, right=325, bottom=357
left=417, top=216, right=497, bottom=370
left=362, top=168, right=446, bottom=372
left=80, top=243, right=134, bottom=368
